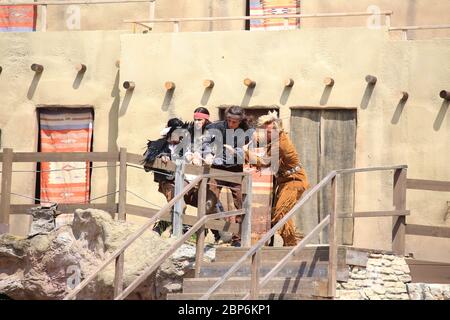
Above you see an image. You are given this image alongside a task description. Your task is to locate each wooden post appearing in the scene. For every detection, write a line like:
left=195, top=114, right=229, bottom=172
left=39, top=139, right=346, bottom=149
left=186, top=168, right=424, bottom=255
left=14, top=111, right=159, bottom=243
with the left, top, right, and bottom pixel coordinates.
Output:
left=165, top=81, right=176, bottom=90
left=194, top=177, right=207, bottom=277
left=31, top=64, right=44, bottom=73
left=148, top=0, right=155, bottom=29
left=385, top=14, right=391, bottom=28
left=327, top=176, right=337, bottom=298
left=173, top=21, right=180, bottom=32
left=118, top=148, right=127, bottom=220
left=113, top=253, right=125, bottom=298
left=243, top=78, right=256, bottom=88
left=114, top=148, right=127, bottom=298
left=365, top=75, right=377, bottom=85
left=439, top=90, right=450, bottom=101
left=392, top=168, right=407, bottom=255
left=0, top=66, right=2, bottom=75
left=41, top=5, right=47, bottom=32
left=203, top=79, right=215, bottom=88
left=324, top=77, right=335, bottom=87
left=75, top=64, right=87, bottom=73
left=123, top=81, right=135, bottom=90
left=399, top=91, right=409, bottom=102
left=401, top=29, right=408, bottom=41
left=0, top=148, right=13, bottom=234
left=173, top=159, right=185, bottom=237
left=250, top=250, right=261, bottom=299
left=284, top=78, right=294, bottom=87
left=241, top=174, right=252, bottom=247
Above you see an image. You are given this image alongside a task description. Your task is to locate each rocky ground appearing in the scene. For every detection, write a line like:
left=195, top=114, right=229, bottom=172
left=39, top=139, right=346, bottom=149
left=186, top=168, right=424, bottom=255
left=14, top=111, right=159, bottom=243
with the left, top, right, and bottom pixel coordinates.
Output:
left=0, top=207, right=215, bottom=300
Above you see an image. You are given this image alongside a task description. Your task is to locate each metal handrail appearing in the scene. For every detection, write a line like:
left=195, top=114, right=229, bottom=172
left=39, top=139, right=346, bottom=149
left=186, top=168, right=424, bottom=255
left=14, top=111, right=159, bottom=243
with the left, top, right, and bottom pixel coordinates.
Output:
left=200, top=164, right=407, bottom=300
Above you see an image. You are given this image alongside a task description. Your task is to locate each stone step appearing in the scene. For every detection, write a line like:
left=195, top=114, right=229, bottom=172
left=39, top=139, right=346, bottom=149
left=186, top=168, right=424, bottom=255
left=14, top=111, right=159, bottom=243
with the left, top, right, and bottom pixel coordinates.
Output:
left=214, top=245, right=346, bottom=264
left=196, top=261, right=349, bottom=281
left=182, top=277, right=329, bottom=296
left=167, top=292, right=330, bottom=300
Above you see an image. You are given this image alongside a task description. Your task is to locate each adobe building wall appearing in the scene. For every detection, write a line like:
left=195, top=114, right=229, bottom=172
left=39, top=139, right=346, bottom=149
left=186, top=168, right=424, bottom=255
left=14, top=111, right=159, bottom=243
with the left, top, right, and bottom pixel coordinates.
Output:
left=31, top=0, right=450, bottom=40
left=0, top=27, right=448, bottom=262
left=0, top=31, right=125, bottom=235
left=117, top=28, right=450, bottom=262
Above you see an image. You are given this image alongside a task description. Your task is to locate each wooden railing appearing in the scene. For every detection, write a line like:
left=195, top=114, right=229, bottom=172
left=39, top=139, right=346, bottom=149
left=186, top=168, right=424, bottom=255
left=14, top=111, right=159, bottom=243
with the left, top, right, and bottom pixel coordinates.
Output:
left=200, top=165, right=411, bottom=300
left=0, top=147, right=251, bottom=299
left=0, top=0, right=155, bottom=32
left=389, top=24, right=450, bottom=40
left=124, top=11, right=393, bottom=32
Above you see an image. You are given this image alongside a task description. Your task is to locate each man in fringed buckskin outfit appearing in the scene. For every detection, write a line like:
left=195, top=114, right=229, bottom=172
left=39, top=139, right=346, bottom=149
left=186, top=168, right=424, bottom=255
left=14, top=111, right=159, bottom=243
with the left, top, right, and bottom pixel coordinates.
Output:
left=245, top=111, right=309, bottom=246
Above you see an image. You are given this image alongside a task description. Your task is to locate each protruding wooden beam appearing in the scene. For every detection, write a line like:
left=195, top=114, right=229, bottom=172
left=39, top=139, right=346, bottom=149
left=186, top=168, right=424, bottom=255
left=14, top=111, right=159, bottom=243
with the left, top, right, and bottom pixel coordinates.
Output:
left=31, top=64, right=44, bottom=73
left=365, top=75, right=377, bottom=85
left=324, top=77, right=335, bottom=87
left=243, top=78, right=256, bottom=88
left=0, top=66, right=2, bottom=74
left=123, top=81, right=135, bottom=90
left=75, top=63, right=87, bottom=73
left=439, top=90, right=450, bottom=101
left=203, top=79, right=215, bottom=88
left=284, top=78, right=294, bottom=87
left=399, top=91, right=409, bottom=102
left=165, top=81, right=176, bottom=90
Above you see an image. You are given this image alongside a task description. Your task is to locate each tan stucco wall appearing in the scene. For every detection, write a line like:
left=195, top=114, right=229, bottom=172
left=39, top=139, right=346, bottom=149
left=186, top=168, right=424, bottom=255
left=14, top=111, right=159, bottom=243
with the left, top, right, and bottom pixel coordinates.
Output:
left=118, top=28, right=450, bottom=262
left=301, top=0, right=450, bottom=39
left=38, top=0, right=246, bottom=32
left=0, top=31, right=124, bottom=235
left=0, top=27, right=448, bottom=262
left=34, top=0, right=450, bottom=40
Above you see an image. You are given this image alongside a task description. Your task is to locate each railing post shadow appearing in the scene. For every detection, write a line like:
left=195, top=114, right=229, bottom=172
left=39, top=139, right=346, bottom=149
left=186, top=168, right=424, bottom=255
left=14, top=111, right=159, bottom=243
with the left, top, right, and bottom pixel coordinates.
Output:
left=241, top=173, right=252, bottom=247
left=327, top=175, right=337, bottom=298
left=392, top=167, right=407, bottom=256
left=0, top=148, right=13, bottom=234
left=194, top=177, right=208, bottom=277
left=114, top=147, right=127, bottom=298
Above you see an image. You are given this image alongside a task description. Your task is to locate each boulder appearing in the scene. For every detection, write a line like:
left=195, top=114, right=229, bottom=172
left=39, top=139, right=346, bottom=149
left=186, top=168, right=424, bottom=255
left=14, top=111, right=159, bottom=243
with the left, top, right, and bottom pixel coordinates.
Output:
left=0, top=208, right=213, bottom=300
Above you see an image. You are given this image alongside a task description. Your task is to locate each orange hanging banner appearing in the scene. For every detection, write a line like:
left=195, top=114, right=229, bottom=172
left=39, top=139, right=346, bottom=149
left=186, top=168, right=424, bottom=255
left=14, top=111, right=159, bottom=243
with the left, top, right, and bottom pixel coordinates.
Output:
left=39, top=109, right=93, bottom=205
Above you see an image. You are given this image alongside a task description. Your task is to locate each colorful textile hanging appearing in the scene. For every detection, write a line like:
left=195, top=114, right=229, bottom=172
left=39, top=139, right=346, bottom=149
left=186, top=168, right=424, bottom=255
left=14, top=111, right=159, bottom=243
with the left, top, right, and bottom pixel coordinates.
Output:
left=250, top=0, right=300, bottom=31
left=0, top=5, right=36, bottom=32
left=39, top=109, right=94, bottom=205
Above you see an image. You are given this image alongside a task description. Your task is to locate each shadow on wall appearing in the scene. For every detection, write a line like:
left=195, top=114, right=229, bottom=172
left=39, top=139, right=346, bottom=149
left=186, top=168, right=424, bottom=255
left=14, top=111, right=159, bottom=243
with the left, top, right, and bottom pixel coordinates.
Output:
left=279, top=85, right=293, bottom=105
left=72, top=69, right=86, bottom=90
left=27, top=72, right=42, bottom=100
left=200, top=87, right=213, bottom=106
left=119, top=88, right=134, bottom=117
left=240, top=86, right=255, bottom=107
left=391, top=99, right=408, bottom=125
left=360, top=83, right=376, bottom=109
left=320, top=84, right=333, bottom=106
left=161, top=88, right=174, bottom=112
left=107, top=70, right=120, bottom=204
left=433, top=100, right=449, bottom=131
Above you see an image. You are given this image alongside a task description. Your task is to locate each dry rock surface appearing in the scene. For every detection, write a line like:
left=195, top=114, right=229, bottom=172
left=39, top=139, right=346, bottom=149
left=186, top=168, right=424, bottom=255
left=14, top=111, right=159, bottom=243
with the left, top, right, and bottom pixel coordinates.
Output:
left=0, top=207, right=214, bottom=300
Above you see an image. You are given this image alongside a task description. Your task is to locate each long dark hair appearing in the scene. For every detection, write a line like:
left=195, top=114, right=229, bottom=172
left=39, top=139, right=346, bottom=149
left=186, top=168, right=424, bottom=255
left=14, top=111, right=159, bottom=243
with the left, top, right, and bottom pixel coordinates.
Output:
left=225, top=106, right=249, bottom=130
left=193, top=107, right=211, bottom=128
